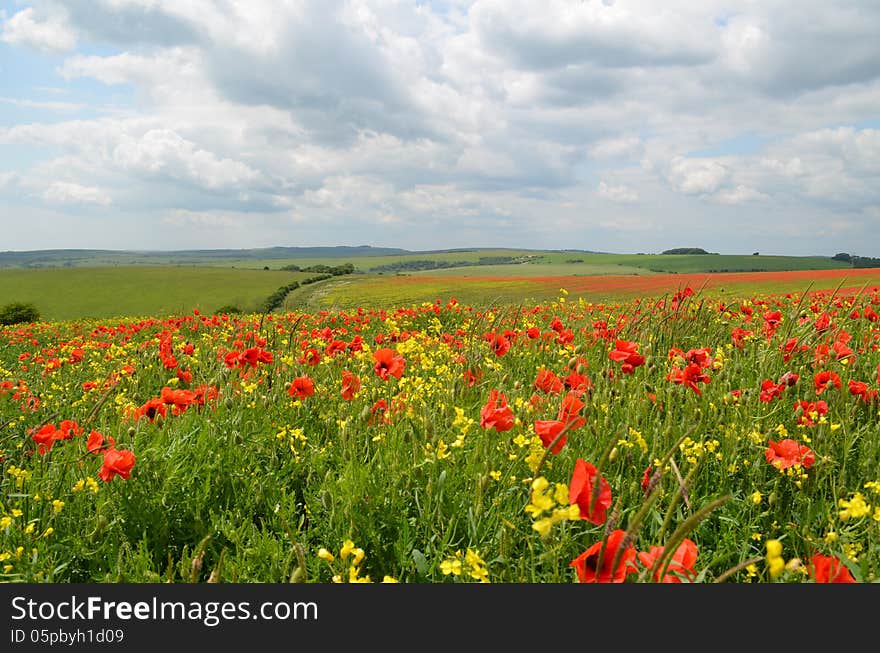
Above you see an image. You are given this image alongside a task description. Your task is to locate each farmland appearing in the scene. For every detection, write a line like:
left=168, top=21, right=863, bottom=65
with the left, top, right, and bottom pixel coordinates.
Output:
left=1, top=275, right=878, bottom=583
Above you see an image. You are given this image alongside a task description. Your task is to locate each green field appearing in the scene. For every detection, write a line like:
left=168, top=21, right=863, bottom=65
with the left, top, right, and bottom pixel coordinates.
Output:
left=0, top=247, right=866, bottom=321
left=0, top=246, right=853, bottom=274
left=0, top=266, right=308, bottom=321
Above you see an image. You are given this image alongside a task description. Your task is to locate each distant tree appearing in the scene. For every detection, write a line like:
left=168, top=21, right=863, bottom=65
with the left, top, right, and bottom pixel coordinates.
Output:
left=661, top=247, right=714, bottom=255
left=0, top=302, right=41, bottom=325
left=831, top=253, right=852, bottom=263
left=752, top=252, right=760, bottom=256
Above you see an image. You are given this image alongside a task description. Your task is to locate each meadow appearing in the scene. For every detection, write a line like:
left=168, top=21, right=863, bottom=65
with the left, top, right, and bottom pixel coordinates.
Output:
left=0, top=266, right=311, bottom=321
left=1, top=272, right=878, bottom=583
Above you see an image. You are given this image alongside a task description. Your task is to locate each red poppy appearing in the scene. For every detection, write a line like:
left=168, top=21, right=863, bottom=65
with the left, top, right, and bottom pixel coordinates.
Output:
left=488, top=332, right=511, bottom=357
left=666, top=363, right=711, bottom=395
left=832, top=339, right=853, bottom=362
left=99, top=447, right=136, bottom=482
left=534, top=369, right=563, bottom=394
left=373, top=348, right=405, bottom=380
left=640, top=465, right=654, bottom=496
left=668, top=347, right=712, bottom=368
left=608, top=339, right=645, bottom=374
left=288, top=375, right=315, bottom=400
left=298, top=348, right=321, bottom=366
left=848, top=379, right=878, bottom=404
left=56, top=419, right=83, bottom=440
left=134, top=397, right=166, bottom=422
left=462, top=368, right=483, bottom=387
left=161, top=386, right=197, bottom=416
left=340, top=370, right=360, bottom=400
left=808, top=553, right=857, bottom=583
left=32, top=424, right=57, bottom=455
left=568, top=458, right=612, bottom=525
left=479, top=389, right=515, bottom=432
left=534, top=419, right=567, bottom=454
left=637, top=539, right=699, bottom=583
left=759, top=379, right=784, bottom=403
left=557, top=390, right=586, bottom=430
left=814, top=370, right=841, bottom=394
left=569, top=529, right=637, bottom=583
left=793, top=399, right=829, bottom=426
left=765, top=438, right=815, bottom=470
left=87, top=430, right=114, bottom=454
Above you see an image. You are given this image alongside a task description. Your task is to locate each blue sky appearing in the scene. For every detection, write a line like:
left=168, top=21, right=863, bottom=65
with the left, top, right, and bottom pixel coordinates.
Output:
left=1, top=0, right=879, bottom=256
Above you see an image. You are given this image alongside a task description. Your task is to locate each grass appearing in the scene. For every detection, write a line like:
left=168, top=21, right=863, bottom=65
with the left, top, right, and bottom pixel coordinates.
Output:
left=285, top=267, right=880, bottom=312
left=2, top=283, right=878, bottom=584
left=0, top=266, right=309, bottom=321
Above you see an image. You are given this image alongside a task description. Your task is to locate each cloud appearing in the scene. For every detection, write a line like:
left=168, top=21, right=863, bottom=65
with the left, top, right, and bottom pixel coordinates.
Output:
left=2, top=1, right=880, bottom=255
left=663, top=156, right=728, bottom=195
left=597, top=181, right=639, bottom=203
left=1, top=6, right=77, bottom=53
left=713, top=185, right=770, bottom=205
left=43, top=181, right=111, bottom=206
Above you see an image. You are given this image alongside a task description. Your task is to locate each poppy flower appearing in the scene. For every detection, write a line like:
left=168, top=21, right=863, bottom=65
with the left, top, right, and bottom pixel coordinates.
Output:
left=808, top=553, right=857, bottom=583
left=666, top=363, right=711, bottom=395
left=848, top=379, right=878, bottom=404
left=608, top=339, right=645, bottom=374
left=298, top=348, right=321, bottom=366
left=87, top=430, right=114, bottom=454
left=814, top=370, right=841, bottom=394
left=557, top=390, right=586, bottom=430
left=534, top=419, right=567, bottom=454
left=373, top=348, right=405, bottom=380
left=568, top=458, right=612, bottom=524
left=637, top=539, right=699, bottom=583
left=765, top=438, right=815, bottom=470
left=32, top=424, right=57, bottom=455
left=569, top=529, right=637, bottom=583
left=56, top=419, right=83, bottom=440
left=340, top=370, right=360, bottom=400
left=479, top=389, right=515, bottom=432
left=99, top=447, right=136, bottom=482
left=488, top=332, right=511, bottom=357
left=462, top=368, right=482, bottom=387
left=134, top=397, right=166, bottom=422
left=161, top=386, right=197, bottom=416
left=534, top=369, right=563, bottom=394
left=288, top=375, right=315, bottom=400
left=793, top=399, right=828, bottom=426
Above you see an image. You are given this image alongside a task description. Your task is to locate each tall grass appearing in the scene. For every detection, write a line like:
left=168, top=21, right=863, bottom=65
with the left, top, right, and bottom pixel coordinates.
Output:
left=1, top=284, right=878, bottom=583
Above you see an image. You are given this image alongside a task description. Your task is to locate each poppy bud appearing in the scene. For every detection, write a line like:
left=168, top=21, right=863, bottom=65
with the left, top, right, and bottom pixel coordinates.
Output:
left=768, top=491, right=778, bottom=506
left=513, top=381, right=521, bottom=390
left=609, top=447, right=619, bottom=462
left=290, top=566, right=306, bottom=583
left=575, top=344, right=587, bottom=355
left=127, top=426, right=136, bottom=437
left=224, top=397, right=235, bottom=410
left=479, top=474, right=490, bottom=493
left=567, top=356, right=578, bottom=370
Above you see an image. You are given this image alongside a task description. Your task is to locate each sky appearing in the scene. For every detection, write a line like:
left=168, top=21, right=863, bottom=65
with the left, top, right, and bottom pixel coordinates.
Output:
left=1, top=0, right=879, bottom=256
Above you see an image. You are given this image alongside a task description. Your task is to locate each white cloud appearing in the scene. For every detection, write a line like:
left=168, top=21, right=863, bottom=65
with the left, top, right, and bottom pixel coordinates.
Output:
left=2, top=1, right=880, bottom=255
left=1, top=7, right=77, bottom=53
left=664, top=156, right=728, bottom=195
left=713, top=185, right=770, bottom=205
left=43, top=181, right=111, bottom=206
left=597, top=181, right=639, bottom=203
left=588, top=136, right=643, bottom=161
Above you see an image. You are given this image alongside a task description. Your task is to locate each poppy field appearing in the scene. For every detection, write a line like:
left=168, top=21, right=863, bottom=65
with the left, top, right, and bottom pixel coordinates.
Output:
left=1, top=280, right=879, bottom=584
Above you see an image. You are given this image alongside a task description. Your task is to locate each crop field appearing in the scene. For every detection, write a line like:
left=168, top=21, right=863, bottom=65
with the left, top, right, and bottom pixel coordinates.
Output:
left=0, top=267, right=309, bottom=321
left=287, top=267, right=880, bottom=312
left=1, top=274, right=878, bottom=584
